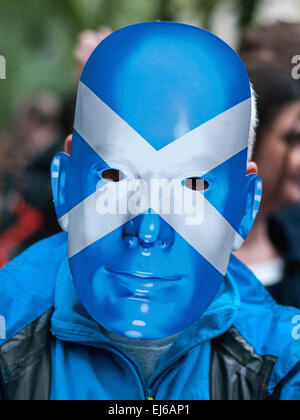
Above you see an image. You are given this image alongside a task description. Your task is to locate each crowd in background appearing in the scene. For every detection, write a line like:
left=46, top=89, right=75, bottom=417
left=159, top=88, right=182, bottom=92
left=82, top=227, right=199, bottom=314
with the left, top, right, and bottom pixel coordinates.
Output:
left=0, top=22, right=300, bottom=309
left=236, top=23, right=300, bottom=307
left=0, top=28, right=111, bottom=267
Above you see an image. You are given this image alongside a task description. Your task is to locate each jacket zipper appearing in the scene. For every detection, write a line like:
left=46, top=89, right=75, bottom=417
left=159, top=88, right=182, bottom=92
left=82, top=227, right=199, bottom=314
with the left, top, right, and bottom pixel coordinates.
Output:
left=79, top=341, right=151, bottom=400
left=149, top=356, right=188, bottom=399
left=55, top=334, right=199, bottom=400
left=93, top=343, right=190, bottom=400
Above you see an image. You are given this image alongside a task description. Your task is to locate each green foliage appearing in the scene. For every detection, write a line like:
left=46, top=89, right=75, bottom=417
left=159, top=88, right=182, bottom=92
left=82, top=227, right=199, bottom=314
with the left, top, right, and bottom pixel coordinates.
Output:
left=236, top=0, right=260, bottom=27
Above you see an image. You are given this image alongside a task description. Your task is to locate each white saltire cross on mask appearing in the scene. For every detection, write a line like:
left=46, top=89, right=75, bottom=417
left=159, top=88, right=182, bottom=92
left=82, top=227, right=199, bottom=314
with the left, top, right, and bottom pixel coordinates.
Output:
left=60, top=81, right=251, bottom=276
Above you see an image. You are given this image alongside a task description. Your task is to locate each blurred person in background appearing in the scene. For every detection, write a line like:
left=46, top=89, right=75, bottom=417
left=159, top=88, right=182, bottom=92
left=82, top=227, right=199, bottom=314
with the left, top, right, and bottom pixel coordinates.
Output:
left=61, top=26, right=112, bottom=138
left=0, top=27, right=112, bottom=266
left=14, top=93, right=63, bottom=170
left=35, top=27, right=113, bottom=240
left=75, top=26, right=112, bottom=81
left=0, top=132, right=44, bottom=268
left=235, top=66, right=300, bottom=307
left=240, top=23, right=300, bottom=73
left=12, top=93, right=64, bottom=252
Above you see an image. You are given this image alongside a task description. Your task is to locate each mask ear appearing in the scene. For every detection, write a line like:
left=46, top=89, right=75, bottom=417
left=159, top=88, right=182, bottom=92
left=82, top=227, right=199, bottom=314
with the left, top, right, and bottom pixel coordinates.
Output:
left=232, top=173, right=263, bottom=251
left=51, top=152, right=71, bottom=232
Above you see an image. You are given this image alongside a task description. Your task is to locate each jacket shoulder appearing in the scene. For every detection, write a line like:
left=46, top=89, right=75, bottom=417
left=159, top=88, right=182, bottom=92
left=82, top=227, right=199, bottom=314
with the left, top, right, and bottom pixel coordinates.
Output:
left=228, top=254, right=300, bottom=396
left=0, top=232, right=68, bottom=345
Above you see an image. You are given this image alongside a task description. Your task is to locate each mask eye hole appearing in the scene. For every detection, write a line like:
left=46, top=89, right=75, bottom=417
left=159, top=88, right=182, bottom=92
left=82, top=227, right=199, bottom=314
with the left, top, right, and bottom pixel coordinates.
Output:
left=101, top=169, right=125, bottom=183
left=184, top=177, right=209, bottom=191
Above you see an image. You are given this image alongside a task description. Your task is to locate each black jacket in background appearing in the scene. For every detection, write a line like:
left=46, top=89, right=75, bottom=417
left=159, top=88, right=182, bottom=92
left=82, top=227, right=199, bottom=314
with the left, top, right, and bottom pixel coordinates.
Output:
left=268, top=205, right=300, bottom=308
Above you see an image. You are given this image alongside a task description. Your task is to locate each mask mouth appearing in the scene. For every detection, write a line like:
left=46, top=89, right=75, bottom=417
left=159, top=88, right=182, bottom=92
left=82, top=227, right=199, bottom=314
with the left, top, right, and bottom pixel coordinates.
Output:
left=102, top=267, right=185, bottom=302
left=105, top=267, right=183, bottom=282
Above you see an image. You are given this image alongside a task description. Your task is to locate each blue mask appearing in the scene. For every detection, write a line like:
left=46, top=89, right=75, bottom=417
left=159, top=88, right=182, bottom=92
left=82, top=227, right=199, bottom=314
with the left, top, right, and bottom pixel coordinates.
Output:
left=51, top=22, right=262, bottom=339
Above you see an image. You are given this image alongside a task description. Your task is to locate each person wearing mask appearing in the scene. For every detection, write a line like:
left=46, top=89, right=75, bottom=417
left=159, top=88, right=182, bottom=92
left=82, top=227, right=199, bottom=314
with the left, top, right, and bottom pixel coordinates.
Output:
left=0, top=23, right=300, bottom=400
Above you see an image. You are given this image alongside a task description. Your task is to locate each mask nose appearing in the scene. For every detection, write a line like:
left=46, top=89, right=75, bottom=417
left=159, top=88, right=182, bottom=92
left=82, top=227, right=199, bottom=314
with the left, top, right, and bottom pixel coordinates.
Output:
left=122, top=211, right=174, bottom=250
left=139, top=212, right=160, bottom=246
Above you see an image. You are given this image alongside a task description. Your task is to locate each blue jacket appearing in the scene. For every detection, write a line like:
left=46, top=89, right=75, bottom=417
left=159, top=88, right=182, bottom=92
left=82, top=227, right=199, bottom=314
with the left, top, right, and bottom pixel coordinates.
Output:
left=0, top=233, right=300, bottom=400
